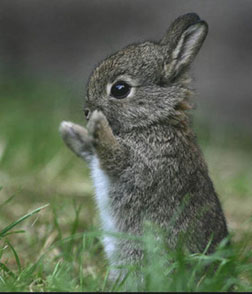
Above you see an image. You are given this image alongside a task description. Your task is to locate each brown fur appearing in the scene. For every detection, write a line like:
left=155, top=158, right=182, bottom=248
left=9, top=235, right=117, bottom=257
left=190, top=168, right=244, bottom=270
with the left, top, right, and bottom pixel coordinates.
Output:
left=60, top=13, right=228, bottom=279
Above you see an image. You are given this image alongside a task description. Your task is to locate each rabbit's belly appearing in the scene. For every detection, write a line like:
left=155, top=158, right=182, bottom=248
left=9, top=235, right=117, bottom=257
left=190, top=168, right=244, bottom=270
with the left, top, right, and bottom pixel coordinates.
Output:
left=90, top=156, right=117, bottom=259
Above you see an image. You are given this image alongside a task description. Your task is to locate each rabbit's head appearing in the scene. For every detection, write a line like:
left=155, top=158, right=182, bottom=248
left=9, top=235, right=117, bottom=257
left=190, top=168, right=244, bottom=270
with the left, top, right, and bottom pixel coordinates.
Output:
left=85, top=13, right=208, bottom=134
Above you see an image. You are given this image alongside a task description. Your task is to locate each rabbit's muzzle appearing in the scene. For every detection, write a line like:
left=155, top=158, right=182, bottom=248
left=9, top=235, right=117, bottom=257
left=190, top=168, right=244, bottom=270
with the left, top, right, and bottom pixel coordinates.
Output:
left=84, top=108, right=91, bottom=121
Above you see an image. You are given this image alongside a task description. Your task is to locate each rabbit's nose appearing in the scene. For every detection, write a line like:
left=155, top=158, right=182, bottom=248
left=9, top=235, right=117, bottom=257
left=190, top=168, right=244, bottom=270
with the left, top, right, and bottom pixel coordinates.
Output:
left=84, top=108, right=91, bottom=120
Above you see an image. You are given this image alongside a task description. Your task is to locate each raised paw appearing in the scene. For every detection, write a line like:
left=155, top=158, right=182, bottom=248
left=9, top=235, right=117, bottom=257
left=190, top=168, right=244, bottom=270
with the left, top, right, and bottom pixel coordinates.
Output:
left=87, top=110, right=109, bottom=141
left=59, top=121, right=93, bottom=160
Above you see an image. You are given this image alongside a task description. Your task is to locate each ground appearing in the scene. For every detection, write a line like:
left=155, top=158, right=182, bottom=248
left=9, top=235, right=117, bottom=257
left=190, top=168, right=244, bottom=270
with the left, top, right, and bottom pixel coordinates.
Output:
left=0, top=77, right=251, bottom=291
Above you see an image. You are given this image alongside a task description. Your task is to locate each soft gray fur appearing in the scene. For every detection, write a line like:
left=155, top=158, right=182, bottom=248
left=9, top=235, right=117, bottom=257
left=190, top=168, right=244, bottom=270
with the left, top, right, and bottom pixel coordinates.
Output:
left=60, top=13, right=228, bottom=279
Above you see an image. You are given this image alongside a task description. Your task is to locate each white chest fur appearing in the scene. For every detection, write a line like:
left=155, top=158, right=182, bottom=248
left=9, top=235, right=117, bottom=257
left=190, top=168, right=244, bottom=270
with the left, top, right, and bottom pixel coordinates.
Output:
left=90, top=156, right=117, bottom=260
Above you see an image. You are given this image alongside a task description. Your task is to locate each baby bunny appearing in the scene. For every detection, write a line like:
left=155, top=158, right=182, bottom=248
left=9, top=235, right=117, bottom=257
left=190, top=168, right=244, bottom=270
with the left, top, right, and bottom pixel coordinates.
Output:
left=60, top=13, right=228, bottom=278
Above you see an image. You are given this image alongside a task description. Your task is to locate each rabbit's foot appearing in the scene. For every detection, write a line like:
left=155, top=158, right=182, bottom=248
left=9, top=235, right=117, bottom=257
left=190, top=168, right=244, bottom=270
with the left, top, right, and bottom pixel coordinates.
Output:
left=87, top=110, right=110, bottom=144
left=87, top=110, right=129, bottom=173
left=59, top=121, right=93, bottom=160
left=87, top=110, right=118, bottom=151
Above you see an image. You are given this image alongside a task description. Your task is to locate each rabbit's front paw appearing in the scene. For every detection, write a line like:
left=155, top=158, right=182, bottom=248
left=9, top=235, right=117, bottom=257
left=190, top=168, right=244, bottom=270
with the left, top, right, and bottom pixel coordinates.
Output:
left=87, top=110, right=109, bottom=142
left=59, top=121, right=93, bottom=159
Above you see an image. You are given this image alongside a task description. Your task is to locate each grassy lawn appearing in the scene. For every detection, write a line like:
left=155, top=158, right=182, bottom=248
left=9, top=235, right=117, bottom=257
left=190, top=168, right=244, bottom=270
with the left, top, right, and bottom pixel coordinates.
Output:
left=0, top=77, right=251, bottom=291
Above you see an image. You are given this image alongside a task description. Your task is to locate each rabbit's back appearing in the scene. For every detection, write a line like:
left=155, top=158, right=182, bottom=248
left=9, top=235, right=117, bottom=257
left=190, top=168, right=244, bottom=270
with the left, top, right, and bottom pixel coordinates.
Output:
left=105, top=125, right=227, bottom=252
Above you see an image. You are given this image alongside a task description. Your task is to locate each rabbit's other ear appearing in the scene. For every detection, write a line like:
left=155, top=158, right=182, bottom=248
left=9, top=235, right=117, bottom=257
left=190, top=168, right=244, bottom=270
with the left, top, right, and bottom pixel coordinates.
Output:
left=160, top=13, right=208, bottom=80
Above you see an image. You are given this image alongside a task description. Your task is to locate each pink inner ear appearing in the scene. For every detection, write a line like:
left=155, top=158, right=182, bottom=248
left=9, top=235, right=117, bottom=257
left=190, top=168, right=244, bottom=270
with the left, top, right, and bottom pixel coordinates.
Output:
left=173, top=24, right=206, bottom=62
left=181, top=25, right=206, bottom=60
left=169, top=22, right=207, bottom=78
left=159, top=13, right=202, bottom=47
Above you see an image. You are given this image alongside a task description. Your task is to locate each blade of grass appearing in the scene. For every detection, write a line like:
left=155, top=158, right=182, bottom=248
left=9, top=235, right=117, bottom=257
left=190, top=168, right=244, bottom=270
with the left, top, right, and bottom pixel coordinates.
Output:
left=0, top=203, right=49, bottom=238
left=5, top=240, right=22, bottom=274
left=52, top=260, right=62, bottom=278
left=186, top=237, right=214, bottom=288
left=71, top=200, right=82, bottom=237
left=0, top=262, right=16, bottom=278
left=51, top=204, right=62, bottom=240
left=66, top=201, right=82, bottom=255
left=101, top=268, right=110, bottom=291
left=0, top=194, right=15, bottom=209
left=0, top=274, right=5, bottom=285
left=2, top=230, right=26, bottom=237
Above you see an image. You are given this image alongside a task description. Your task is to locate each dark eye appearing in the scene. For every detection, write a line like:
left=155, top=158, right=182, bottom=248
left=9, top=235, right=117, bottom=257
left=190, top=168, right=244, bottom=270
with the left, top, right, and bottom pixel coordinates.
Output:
left=110, top=80, right=131, bottom=99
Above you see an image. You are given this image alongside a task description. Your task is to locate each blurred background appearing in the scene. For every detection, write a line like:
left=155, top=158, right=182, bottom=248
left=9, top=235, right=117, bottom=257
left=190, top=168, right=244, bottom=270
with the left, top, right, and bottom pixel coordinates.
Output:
left=1, top=0, right=252, bottom=126
left=0, top=0, right=251, bottom=271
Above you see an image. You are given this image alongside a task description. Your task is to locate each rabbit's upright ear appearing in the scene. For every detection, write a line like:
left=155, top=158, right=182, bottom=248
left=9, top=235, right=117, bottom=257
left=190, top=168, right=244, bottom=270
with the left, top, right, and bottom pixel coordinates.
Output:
left=160, top=13, right=208, bottom=80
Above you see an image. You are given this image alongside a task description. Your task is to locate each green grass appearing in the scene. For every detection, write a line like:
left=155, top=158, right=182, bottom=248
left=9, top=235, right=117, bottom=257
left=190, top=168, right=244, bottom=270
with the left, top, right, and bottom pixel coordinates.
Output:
left=0, top=77, right=252, bottom=291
